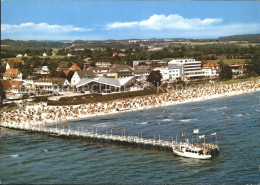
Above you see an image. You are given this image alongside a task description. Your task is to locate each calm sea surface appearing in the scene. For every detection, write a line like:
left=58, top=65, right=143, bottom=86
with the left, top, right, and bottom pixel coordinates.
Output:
left=1, top=92, right=260, bottom=184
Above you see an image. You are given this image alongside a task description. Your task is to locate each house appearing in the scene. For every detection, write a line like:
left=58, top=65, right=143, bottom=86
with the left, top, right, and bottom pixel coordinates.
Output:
left=24, top=53, right=28, bottom=57
left=67, top=53, right=72, bottom=57
left=95, top=62, right=111, bottom=68
left=43, top=53, right=47, bottom=57
left=108, top=65, right=133, bottom=78
left=71, top=70, right=95, bottom=86
left=41, top=66, right=50, bottom=75
left=69, top=63, right=81, bottom=71
left=56, top=62, right=70, bottom=71
left=1, top=80, right=25, bottom=94
left=16, top=54, right=23, bottom=57
left=133, top=69, right=151, bottom=82
left=35, top=77, right=70, bottom=91
left=230, top=63, right=244, bottom=75
left=63, top=63, right=81, bottom=77
left=112, top=52, right=118, bottom=57
left=3, top=68, right=23, bottom=81
left=202, top=62, right=220, bottom=78
left=76, top=76, right=135, bottom=92
left=89, top=67, right=110, bottom=77
left=118, top=53, right=126, bottom=57
left=5, top=60, right=25, bottom=70
left=23, top=76, right=36, bottom=90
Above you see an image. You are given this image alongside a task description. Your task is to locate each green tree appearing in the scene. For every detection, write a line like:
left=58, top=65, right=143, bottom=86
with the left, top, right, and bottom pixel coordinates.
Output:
left=67, top=71, right=75, bottom=82
left=0, top=80, right=6, bottom=105
left=246, top=49, right=260, bottom=75
left=147, top=70, right=162, bottom=86
left=219, top=62, right=232, bottom=80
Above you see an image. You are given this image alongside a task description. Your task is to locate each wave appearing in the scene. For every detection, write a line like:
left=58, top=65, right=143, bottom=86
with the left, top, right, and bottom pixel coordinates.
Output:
left=162, top=118, right=172, bottom=122
left=208, top=107, right=228, bottom=112
left=10, top=154, right=20, bottom=158
left=92, top=123, right=109, bottom=127
left=179, top=119, right=197, bottom=123
left=44, top=149, right=48, bottom=152
left=136, top=122, right=148, bottom=125
left=234, top=114, right=244, bottom=117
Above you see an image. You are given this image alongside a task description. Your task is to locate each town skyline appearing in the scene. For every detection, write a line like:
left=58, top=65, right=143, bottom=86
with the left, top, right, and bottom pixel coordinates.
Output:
left=2, top=1, right=260, bottom=40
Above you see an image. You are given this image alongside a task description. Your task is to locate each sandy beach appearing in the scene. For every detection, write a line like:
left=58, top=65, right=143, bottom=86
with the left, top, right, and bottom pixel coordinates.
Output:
left=1, top=79, right=260, bottom=128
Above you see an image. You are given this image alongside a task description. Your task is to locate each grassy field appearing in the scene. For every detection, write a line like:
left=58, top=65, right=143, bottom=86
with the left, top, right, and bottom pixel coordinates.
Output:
left=215, top=76, right=260, bottom=85
left=205, top=58, right=248, bottom=65
left=165, top=41, right=260, bottom=47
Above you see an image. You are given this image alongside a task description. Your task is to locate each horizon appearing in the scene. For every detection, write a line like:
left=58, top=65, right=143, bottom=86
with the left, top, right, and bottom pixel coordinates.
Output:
left=2, top=33, right=259, bottom=42
left=1, top=1, right=260, bottom=40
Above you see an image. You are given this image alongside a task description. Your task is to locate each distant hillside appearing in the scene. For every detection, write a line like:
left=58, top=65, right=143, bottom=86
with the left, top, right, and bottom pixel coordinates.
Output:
left=1, top=39, right=71, bottom=49
left=218, top=34, right=260, bottom=43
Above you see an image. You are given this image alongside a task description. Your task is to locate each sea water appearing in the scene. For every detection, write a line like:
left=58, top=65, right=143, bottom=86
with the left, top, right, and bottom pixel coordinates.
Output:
left=0, top=92, right=259, bottom=184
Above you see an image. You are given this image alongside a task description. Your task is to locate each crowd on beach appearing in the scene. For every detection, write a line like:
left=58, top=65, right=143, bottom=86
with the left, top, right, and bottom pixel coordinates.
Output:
left=1, top=80, right=260, bottom=128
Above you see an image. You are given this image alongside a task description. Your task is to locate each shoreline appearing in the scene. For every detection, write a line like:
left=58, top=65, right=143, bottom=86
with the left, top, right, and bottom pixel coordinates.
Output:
left=1, top=80, right=260, bottom=128
left=46, top=88, right=260, bottom=126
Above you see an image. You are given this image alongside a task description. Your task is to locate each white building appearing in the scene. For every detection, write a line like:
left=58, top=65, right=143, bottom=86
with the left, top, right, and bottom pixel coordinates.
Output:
left=3, top=69, right=23, bottom=81
left=35, top=78, right=70, bottom=91
left=133, top=69, right=150, bottom=82
left=95, top=62, right=112, bottom=68
left=71, top=70, right=95, bottom=86
left=154, top=67, right=182, bottom=82
left=16, top=54, right=23, bottom=57
left=23, top=79, right=35, bottom=89
left=168, top=59, right=204, bottom=80
left=168, top=68, right=182, bottom=81
left=41, top=66, right=50, bottom=75
left=153, top=67, right=170, bottom=81
left=202, top=62, right=220, bottom=78
left=43, top=53, right=47, bottom=57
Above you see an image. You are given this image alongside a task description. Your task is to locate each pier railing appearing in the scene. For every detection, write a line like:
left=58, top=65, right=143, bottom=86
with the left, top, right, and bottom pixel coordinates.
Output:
left=0, top=123, right=220, bottom=155
left=0, top=123, right=175, bottom=150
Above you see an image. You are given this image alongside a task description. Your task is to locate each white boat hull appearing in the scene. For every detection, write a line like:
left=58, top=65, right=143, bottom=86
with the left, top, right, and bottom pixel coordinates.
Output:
left=173, top=149, right=212, bottom=160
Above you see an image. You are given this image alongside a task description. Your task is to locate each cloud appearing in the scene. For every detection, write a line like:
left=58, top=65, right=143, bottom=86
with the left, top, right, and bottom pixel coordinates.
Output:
left=1, top=22, right=93, bottom=33
left=106, top=14, right=223, bottom=30
left=104, top=13, right=260, bottom=39
left=1, top=22, right=97, bottom=40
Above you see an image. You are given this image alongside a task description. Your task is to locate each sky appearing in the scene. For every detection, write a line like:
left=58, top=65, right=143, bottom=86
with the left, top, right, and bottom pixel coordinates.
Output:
left=1, top=0, right=260, bottom=40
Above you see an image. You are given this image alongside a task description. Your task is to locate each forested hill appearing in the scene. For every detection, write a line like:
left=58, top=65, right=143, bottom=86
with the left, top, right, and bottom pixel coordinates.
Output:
left=1, top=39, right=71, bottom=49
left=218, top=34, right=260, bottom=43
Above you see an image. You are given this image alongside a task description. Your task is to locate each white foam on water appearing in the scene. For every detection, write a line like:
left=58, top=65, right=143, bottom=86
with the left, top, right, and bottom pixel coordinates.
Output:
left=234, top=114, right=243, bottom=117
left=92, top=123, right=108, bottom=127
left=179, top=119, right=197, bottom=123
left=137, top=122, right=148, bottom=125
left=44, top=149, right=48, bottom=152
left=9, top=154, right=20, bottom=158
left=208, top=107, right=228, bottom=112
left=162, top=118, right=172, bottom=122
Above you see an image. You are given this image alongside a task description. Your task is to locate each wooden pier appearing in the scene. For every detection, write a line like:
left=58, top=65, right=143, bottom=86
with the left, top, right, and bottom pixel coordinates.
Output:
left=0, top=123, right=174, bottom=151
left=0, top=123, right=220, bottom=156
